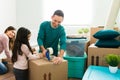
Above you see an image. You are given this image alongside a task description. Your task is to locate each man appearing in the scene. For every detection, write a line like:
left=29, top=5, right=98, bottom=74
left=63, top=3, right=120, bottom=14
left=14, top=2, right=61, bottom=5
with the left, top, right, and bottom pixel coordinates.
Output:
left=37, top=10, right=66, bottom=64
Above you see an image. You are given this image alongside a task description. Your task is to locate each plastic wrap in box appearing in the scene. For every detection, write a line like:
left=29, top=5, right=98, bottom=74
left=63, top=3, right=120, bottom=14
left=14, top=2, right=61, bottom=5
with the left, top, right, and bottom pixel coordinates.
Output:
left=66, top=38, right=87, bottom=57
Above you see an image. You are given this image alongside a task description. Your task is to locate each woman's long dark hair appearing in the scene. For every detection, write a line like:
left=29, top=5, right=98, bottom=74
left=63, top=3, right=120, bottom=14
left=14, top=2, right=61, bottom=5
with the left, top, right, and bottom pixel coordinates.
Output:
left=4, top=26, right=16, bottom=50
left=12, top=27, right=33, bottom=63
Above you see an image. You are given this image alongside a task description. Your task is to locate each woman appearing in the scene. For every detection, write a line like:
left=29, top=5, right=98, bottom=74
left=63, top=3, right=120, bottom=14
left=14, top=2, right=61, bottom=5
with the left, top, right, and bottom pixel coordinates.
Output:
left=0, top=26, right=16, bottom=74
left=12, top=27, right=41, bottom=80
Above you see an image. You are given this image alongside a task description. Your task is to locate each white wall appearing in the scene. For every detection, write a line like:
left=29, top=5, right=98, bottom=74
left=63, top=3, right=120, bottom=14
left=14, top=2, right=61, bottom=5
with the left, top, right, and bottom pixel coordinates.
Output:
left=92, top=0, right=111, bottom=26
left=105, top=0, right=120, bottom=29
left=0, top=0, right=16, bottom=33
left=116, top=10, right=120, bottom=28
left=16, top=0, right=44, bottom=46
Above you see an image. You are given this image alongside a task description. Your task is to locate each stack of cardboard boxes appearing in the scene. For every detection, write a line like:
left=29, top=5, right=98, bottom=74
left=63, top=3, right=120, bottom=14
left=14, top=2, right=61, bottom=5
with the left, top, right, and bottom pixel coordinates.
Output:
left=87, top=27, right=120, bottom=67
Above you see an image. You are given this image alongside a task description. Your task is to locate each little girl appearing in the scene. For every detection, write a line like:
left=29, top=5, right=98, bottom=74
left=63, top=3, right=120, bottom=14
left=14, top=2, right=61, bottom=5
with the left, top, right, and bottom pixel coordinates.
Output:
left=11, top=27, right=41, bottom=80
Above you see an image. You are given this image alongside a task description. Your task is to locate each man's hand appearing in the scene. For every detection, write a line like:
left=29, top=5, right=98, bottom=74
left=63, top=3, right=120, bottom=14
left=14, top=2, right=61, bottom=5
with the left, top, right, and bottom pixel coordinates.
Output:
left=42, top=49, right=47, bottom=57
left=52, top=56, right=63, bottom=64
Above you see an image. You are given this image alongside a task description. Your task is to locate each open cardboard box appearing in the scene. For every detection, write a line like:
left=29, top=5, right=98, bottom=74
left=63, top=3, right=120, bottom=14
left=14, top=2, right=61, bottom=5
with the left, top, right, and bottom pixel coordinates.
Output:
left=87, top=43, right=120, bottom=67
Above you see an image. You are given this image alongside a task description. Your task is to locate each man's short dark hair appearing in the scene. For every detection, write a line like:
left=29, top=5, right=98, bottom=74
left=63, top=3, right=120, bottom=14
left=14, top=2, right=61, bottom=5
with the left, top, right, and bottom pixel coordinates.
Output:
left=53, top=10, right=64, bottom=18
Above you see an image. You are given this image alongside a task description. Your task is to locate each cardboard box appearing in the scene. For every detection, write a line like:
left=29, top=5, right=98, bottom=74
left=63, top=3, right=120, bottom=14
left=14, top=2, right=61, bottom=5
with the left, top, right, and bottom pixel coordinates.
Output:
left=84, top=40, right=90, bottom=54
left=87, top=44, right=120, bottom=67
left=29, top=59, right=68, bottom=80
left=90, top=27, right=103, bottom=44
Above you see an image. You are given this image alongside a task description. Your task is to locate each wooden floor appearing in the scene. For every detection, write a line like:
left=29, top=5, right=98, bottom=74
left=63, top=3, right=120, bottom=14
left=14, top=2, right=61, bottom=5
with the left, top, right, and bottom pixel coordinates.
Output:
left=0, top=73, right=82, bottom=80
left=0, top=71, right=15, bottom=80
left=68, top=78, right=82, bottom=80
